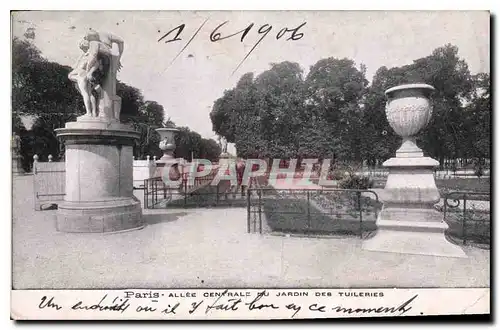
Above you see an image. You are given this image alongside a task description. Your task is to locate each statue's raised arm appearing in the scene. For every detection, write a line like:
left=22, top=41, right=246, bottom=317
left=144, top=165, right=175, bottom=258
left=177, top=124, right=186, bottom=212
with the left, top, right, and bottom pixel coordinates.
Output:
left=85, top=29, right=124, bottom=71
left=108, top=33, right=124, bottom=71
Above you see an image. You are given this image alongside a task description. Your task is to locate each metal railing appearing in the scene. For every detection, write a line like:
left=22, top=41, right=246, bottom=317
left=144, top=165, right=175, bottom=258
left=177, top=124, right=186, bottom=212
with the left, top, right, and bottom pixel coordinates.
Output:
left=143, top=174, right=260, bottom=209
left=247, top=188, right=381, bottom=237
left=443, top=191, right=491, bottom=246
left=356, top=168, right=490, bottom=180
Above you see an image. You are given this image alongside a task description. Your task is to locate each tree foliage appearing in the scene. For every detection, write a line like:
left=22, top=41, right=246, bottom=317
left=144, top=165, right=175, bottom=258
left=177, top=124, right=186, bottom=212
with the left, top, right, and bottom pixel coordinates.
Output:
left=210, top=44, right=490, bottom=169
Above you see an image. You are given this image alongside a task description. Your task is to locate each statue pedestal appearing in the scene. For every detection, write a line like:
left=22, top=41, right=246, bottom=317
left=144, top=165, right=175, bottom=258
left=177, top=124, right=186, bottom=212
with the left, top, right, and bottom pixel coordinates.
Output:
left=154, top=156, right=183, bottom=189
left=362, top=156, right=467, bottom=258
left=55, top=118, right=143, bottom=233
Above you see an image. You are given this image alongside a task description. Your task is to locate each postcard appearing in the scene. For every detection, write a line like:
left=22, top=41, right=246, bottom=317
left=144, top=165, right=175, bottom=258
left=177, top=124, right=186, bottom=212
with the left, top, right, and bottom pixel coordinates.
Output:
left=10, top=9, right=491, bottom=320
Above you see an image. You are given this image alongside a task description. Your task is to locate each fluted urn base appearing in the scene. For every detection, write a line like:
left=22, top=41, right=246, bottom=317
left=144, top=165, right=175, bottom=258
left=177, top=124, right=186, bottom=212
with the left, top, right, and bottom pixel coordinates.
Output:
left=362, top=150, right=467, bottom=258
left=154, top=155, right=183, bottom=189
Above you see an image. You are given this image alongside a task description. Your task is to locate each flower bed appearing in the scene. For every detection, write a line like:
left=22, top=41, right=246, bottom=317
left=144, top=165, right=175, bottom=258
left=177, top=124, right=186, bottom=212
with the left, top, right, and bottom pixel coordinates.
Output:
left=261, top=188, right=382, bottom=236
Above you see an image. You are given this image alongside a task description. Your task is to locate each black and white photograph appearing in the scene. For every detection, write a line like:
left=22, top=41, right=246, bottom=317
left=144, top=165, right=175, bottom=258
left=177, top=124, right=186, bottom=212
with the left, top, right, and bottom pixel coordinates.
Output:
left=9, top=8, right=491, bottom=320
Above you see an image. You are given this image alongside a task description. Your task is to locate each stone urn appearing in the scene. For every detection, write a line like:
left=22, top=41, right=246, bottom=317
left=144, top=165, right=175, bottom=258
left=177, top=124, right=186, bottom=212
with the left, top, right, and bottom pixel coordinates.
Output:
left=156, top=127, right=179, bottom=161
left=384, top=83, right=435, bottom=158
left=155, top=126, right=181, bottom=184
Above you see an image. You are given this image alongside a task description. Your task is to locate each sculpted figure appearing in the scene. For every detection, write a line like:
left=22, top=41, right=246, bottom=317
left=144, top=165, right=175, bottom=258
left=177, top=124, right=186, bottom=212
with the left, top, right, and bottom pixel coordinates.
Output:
left=68, top=39, right=109, bottom=116
left=220, top=136, right=228, bottom=153
left=68, top=29, right=124, bottom=118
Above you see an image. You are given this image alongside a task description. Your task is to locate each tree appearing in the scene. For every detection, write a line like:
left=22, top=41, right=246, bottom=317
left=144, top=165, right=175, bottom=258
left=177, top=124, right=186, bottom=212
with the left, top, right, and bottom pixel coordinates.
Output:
left=117, top=82, right=144, bottom=121
left=210, top=46, right=488, bottom=169
left=199, top=138, right=221, bottom=162
left=174, top=127, right=205, bottom=161
left=131, top=100, right=165, bottom=159
left=462, top=72, right=490, bottom=162
left=411, top=44, right=474, bottom=165
left=303, top=58, right=368, bottom=162
left=12, top=37, right=44, bottom=110
left=210, top=62, right=307, bottom=159
left=253, top=62, right=305, bottom=159
left=12, top=38, right=82, bottom=119
left=12, top=37, right=82, bottom=163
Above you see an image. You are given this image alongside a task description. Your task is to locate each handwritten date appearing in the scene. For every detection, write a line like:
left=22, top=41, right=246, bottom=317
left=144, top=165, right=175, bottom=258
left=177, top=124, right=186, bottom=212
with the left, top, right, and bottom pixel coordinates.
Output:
left=158, top=20, right=307, bottom=75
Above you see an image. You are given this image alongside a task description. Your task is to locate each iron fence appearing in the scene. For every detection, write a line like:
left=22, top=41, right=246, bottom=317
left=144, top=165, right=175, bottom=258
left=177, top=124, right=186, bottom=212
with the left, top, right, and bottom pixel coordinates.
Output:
left=247, top=188, right=381, bottom=237
left=143, top=175, right=260, bottom=209
left=356, top=168, right=490, bottom=180
left=443, top=191, right=491, bottom=246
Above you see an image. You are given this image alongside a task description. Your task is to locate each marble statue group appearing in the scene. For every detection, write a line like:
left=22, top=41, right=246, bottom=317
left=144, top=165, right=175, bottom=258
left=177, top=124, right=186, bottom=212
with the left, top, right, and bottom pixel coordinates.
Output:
left=68, top=29, right=124, bottom=119
left=218, top=136, right=228, bottom=154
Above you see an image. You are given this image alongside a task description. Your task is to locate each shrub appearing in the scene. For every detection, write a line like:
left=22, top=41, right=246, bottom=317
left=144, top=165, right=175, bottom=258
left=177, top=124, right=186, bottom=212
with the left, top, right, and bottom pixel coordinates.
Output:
left=339, top=174, right=374, bottom=190
left=328, top=169, right=348, bottom=180
left=474, top=164, right=484, bottom=178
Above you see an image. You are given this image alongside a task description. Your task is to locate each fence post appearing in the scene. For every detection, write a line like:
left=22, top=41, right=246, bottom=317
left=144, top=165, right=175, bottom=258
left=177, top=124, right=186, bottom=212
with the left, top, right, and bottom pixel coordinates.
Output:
left=144, top=179, right=148, bottom=208
left=33, top=154, right=39, bottom=174
left=32, top=154, right=39, bottom=210
left=306, top=190, right=311, bottom=230
left=463, top=196, right=467, bottom=245
left=247, top=188, right=251, bottom=233
left=216, top=183, right=220, bottom=206
left=257, top=189, right=262, bottom=233
left=163, top=177, right=167, bottom=200
left=357, top=191, right=363, bottom=238
left=153, top=179, right=157, bottom=209
left=443, top=193, right=448, bottom=221
left=184, top=178, right=188, bottom=207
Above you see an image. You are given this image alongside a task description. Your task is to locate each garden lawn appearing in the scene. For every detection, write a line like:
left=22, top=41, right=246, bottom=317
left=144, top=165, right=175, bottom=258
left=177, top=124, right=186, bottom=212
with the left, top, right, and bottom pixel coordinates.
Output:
left=437, top=178, right=490, bottom=194
left=261, top=189, right=381, bottom=236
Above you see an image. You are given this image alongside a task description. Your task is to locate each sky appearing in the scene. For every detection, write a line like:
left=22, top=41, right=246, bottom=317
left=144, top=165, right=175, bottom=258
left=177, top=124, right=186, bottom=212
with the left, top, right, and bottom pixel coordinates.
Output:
left=11, top=10, right=490, bottom=153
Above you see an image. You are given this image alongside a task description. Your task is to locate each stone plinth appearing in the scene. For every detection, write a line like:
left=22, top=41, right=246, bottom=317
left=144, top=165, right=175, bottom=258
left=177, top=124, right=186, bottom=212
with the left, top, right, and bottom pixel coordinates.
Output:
left=55, top=118, right=143, bottom=233
left=363, top=157, right=467, bottom=258
left=154, top=158, right=183, bottom=188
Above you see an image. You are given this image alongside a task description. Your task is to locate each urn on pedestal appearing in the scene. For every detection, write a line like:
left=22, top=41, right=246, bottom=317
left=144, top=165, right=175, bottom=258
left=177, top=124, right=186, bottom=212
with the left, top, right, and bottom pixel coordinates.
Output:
left=155, top=126, right=182, bottom=185
left=156, top=127, right=178, bottom=162
left=362, top=83, right=466, bottom=258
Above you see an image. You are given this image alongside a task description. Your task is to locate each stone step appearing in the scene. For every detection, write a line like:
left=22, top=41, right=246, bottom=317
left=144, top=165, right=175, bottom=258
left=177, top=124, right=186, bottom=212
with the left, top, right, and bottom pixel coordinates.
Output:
left=376, top=218, right=448, bottom=233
